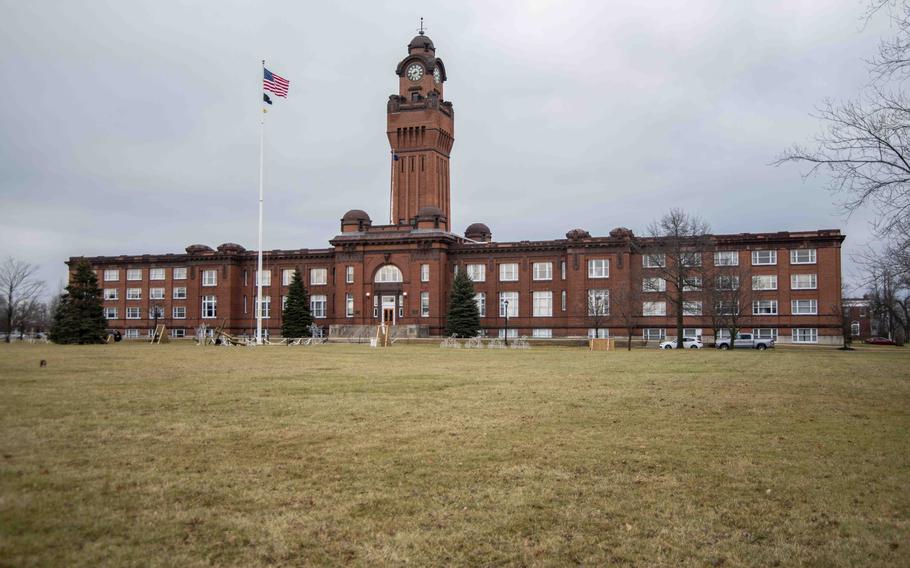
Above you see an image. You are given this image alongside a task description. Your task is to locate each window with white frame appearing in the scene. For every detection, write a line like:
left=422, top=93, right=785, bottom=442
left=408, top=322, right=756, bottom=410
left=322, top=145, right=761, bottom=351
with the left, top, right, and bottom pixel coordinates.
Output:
left=682, top=276, right=702, bottom=291
left=475, top=292, right=486, bottom=317
left=126, top=288, right=141, bottom=300
left=420, top=264, right=430, bottom=282
left=643, top=254, right=666, bottom=268
left=499, top=263, right=519, bottom=282
left=282, top=269, right=294, bottom=286
left=310, top=295, right=327, bottom=318
left=753, top=328, right=778, bottom=340
left=642, top=301, right=666, bottom=316
left=202, top=270, right=217, bottom=286
left=715, top=301, right=739, bottom=315
left=281, top=296, right=288, bottom=310
left=149, top=268, right=165, bottom=280
left=791, top=299, right=817, bottom=315
left=680, top=252, right=702, bottom=267
left=532, top=291, right=552, bottom=317
left=466, top=264, right=485, bottom=282
left=561, top=260, right=567, bottom=280
left=791, top=274, right=817, bottom=290
left=104, top=269, right=119, bottom=281
left=716, top=329, right=731, bottom=340
left=345, top=265, right=354, bottom=284
left=149, top=288, right=165, bottom=300
left=790, top=249, right=817, bottom=264
left=104, top=307, right=118, bottom=319
left=201, top=296, right=217, bottom=319
left=683, top=328, right=702, bottom=339
left=170, top=328, right=186, bottom=338
left=127, top=269, right=142, bottom=281
left=683, top=301, right=702, bottom=316
left=752, top=300, right=779, bottom=315
left=751, top=250, right=777, bottom=265
left=792, top=328, right=818, bottom=343
left=499, top=291, right=519, bottom=317
left=498, top=329, right=518, bottom=339
left=126, top=307, right=140, bottom=319
left=533, top=262, right=552, bottom=281
left=532, top=329, right=552, bottom=338
left=851, top=321, right=860, bottom=336
left=256, top=270, right=271, bottom=287
left=373, top=265, right=401, bottom=283
left=715, top=275, right=740, bottom=290
left=173, top=267, right=187, bottom=280
left=752, top=275, right=778, bottom=290
left=643, top=328, right=665, bottom=340
left=345, top=293, right=354, bottom=318
left=173, top=287, right=187, bottom=300
left=561, top=290, right=567, bottom=311
left=420, top=292, right=430, bottom=317
left=256, top=296, right=271, bottom=319
left=104, top=288, right=118, bottom=300
left=588, top=289, right=609, bottom=315
left=243, top=295, right=248, bottom=314
left=149, top=306, right=165, bottom=319
left=173, top=306, right=186, bottom=319
left=125, top=329, right=139, bottom=339
left=643, top=277, right=666, bottom=292
left=714, top=251, right=739, bottom=266
left=589, top=328, right=609, bottom=339
left=587, top=259, right=609, bottom=278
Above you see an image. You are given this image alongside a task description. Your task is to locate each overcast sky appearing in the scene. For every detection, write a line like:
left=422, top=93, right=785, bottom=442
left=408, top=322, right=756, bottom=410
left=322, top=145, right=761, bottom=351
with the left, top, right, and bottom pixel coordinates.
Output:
left=0, top=0, right=893, bottom=295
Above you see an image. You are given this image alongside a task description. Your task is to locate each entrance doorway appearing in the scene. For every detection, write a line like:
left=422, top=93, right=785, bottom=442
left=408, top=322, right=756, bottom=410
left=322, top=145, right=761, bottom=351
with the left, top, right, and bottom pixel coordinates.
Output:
left=381, top=295, right=397, bottom=327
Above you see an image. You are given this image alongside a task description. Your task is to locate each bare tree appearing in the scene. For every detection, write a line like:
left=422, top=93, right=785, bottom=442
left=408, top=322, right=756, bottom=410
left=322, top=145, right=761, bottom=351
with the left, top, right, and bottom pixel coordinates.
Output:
left=0, top=258, right=46, bottom=343
left=634, top=209, right=711, bottom=348
left=611, top=286, right=641, bottom=351
left=703, top=264, right=754, bottom=349
left=586, top=289, right=610, bottom=340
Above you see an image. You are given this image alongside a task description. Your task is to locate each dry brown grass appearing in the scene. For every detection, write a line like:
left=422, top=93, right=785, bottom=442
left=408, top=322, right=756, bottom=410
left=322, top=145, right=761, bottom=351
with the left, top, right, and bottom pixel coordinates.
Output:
left=0, top=342, right=908, bottom=567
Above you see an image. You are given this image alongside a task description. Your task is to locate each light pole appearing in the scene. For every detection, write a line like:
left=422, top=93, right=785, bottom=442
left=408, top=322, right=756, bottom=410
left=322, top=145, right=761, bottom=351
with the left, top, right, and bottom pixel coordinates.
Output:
left=503, top=299, right=510, bottom=347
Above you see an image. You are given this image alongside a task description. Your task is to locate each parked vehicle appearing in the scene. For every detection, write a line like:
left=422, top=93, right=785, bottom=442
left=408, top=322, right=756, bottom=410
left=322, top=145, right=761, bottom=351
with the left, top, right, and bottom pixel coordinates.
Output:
left=864, top=336, right=897, bottom=346
left=659, top=337, right=703, bottom=349
left=715, top=333, right=774, bottom=350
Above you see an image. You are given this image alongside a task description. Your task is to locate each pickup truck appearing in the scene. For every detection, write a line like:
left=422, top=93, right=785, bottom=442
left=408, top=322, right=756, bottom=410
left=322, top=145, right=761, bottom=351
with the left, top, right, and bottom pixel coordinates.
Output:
left=716, top=332, right=774, bottom=350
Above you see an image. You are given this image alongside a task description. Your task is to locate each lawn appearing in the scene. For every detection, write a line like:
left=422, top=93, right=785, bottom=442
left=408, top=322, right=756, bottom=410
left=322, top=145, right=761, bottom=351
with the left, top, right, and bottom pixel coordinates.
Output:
left=0, top=343, right=908, bottom=567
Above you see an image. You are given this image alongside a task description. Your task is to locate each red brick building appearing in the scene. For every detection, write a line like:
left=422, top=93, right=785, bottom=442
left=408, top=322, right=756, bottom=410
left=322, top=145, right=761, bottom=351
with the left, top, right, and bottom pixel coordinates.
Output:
left=69, top=32, right=846, bottom=345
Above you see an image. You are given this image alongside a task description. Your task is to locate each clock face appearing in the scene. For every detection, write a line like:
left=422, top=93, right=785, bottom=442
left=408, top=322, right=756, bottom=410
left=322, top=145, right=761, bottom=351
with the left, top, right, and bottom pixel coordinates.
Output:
left=433, top=67, right=441, bottom=84
left=406, top=63, right=424, bottom=81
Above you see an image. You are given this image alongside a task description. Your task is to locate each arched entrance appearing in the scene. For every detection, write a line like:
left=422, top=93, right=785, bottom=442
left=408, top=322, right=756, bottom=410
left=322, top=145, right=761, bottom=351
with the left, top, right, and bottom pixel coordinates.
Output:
left=373, top=264, right=404, bottom=328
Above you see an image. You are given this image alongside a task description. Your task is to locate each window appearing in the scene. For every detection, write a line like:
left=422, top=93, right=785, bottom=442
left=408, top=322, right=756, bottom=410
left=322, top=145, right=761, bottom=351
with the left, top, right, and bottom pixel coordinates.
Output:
left=104, top=288, right=118, bottom=300
left=753, top=328, right=778, bottom=341
left=851, top=321, right=860, bottom=336
left=532, top=329, right=552, bottom=338
left=499, top=263, right=518, bottom=282
left=643, top=328, right=665, bottom=340
left=149, top=268, right=165, bottom=281
left=643, top=277, right=666, bottom=292
left=682, top=276, right=702, bottom=291
left=587, top=259, right=609, bottom=278
left=498, top=329, right=518, bottom=339
left=243, top=295, right=248, bottom=314
left=532, top=291, right=552, bottom=317
left=127, top=269, right=142, bottom=281
left=791, top=299, right=818, bottom=315
left=752, top=300, right=779, bottom=315
left=373, top=265, right=401, bottom=283
left=420, top=292, right=430, bottom=317
left=104, top=307, right=118, bottom=319
left=149, top=306, right=165, bottom=319
left=345, top=266, right=354, bottom=284
left=683, top=328, right=702, bottom=339
left=421, top=264, right=430, bottom=282
left=499, top=291, right=519, bottom=317
left=683, top=301, right=702, bottom=316
left=752, top=275, right=778, bottom=290
left=373, top=295, right=379, bottom=318
left=715, top=301, right=739, bottom=315
left=173, top=267, right=187, bottom=280
left=533, top=262, right=552, bottom=281
left=345, top=293, right=354, bottom=318
left=643, top=254, right=666, bottom=268
left=561, top=290, right=567, bottom=311
left=201, top=296, right=217, bottom=319
left=791, top=274, right=817, bottom=290
left=475, top=293, right=486, bottom=317
left=170, top=328, right=186, bottom=339
left=714, top=251, right=739, bottom=266
left=466, top=264, right=485, bottom=282
left=173, top=306, right=186, bottom=319
left=125, top=329, right=139, bottom=339
left=126, top=288, right=141, bottom=300
left=282, top=296, right=288, bottom=310
left=588, top=289, right=609, bottom=315
left=104, top=269, right=119, bottom=281
left=202, top=270, right=217, bottom=286
left=716, top=329, right=731, bottom=340
left=310, top=295, right=327, bottom=318
left=751, top=250, right=777, bottom=265
left=256, top=270, right=271, bottom=287
left=642, top=301, right=666, bottom=316
left=790, top=249, right=817, bottom=264
left=150, top=288, right=165, bottom=300
left=715, top=275, right=740, bottom=290
left=589, top=328, right=609, bottom=339
left=399, top=294, right=404, bottom=318
left=126, top=307, right=140, bottom=319
left=680, top=252, right=702, bottom=267
left=256, top=296, right=271, bottom=319
left=173, top=287, right=187, bottom=300
left=282, top=269, right=294, bottom=286
left=792, top=328, right=818, bottom=343
left=561, top=260, right=566, bottom=280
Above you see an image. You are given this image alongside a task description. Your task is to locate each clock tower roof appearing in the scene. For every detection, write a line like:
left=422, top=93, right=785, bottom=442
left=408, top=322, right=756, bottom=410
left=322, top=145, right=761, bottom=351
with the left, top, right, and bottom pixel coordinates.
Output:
left=408, top=33, right=435, bottom=53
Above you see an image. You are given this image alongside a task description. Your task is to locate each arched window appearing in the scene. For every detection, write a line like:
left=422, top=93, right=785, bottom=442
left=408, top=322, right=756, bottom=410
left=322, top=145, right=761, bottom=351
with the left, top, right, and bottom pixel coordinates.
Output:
left=374, top=264, right=403, bottom=283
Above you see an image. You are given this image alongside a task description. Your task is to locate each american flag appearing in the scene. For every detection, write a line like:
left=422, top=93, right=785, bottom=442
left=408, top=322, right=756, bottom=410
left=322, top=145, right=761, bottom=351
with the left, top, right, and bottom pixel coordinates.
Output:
left=263, top=68, right=290, bottom=98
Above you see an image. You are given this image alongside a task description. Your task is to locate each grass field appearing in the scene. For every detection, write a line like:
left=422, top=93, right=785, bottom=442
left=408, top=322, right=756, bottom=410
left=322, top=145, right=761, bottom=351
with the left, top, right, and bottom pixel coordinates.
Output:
left=1, top=343, right=908, bottom=567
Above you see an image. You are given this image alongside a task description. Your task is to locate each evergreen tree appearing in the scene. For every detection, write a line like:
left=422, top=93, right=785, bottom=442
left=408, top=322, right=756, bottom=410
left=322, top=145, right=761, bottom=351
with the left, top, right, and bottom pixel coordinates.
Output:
left=49, top=260, right=106, bottom=344
left=281, top=269, right=313, bottom=337
left=445, top=269, right=481, bottom=337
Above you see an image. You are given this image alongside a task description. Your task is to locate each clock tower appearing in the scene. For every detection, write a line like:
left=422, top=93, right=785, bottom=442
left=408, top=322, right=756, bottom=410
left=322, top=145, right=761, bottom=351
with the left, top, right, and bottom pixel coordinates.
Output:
left=387, top=29, right=454, bottom=230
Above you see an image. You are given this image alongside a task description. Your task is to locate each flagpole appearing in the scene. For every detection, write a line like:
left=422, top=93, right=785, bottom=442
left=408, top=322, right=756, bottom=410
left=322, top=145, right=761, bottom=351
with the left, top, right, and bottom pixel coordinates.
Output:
left=256, top=59, right=265, bottom=345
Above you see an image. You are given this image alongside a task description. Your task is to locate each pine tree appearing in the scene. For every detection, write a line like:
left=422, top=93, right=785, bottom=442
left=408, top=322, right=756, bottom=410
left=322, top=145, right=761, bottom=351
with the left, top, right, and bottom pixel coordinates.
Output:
left=445, top=269, right=481, bottom=337
left=281, top=269, right=313, bottom=338
left=49, top=260, right=106, bottom=344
